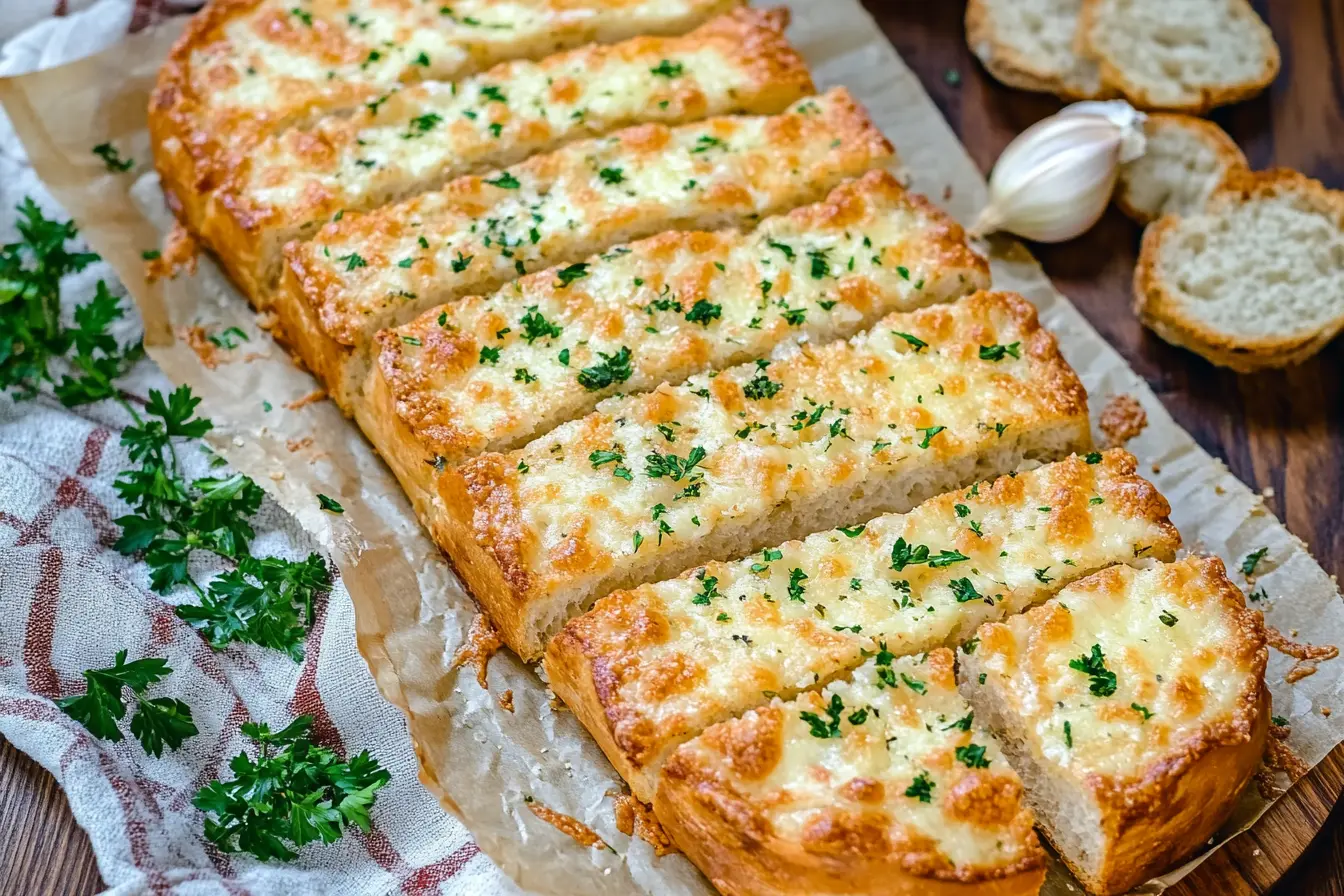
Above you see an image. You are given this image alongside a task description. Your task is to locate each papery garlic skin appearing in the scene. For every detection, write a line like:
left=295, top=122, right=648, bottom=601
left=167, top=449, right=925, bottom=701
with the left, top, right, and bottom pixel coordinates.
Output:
left=973, top=100, right=1147, bottom=243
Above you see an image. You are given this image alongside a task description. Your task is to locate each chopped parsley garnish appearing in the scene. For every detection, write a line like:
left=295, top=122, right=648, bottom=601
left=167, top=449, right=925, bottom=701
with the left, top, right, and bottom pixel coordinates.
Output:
left=407, top=113, right=442, bottom=134
left=1158, top=610, right=1178, bottom=626
left=514, top=367, right=537, bottom=383
left=900, top=673, right=926, bottom=694
left=554, top=262, right=589, bottom=287
left=588, top=448, right=624, bottom=469
left=339, top=252, right=367, bottom=271
left=808, top=250, right=830, bottom=279
left=451, top=252, right=473, bottom=272
left=316, top=494, right=344, bottom=514
left=1131, top=703, right=1154, bottom=722
left=948, top=578, right=981, bottom=603
left=645, top=445, right=707, bottom=481
left=955, top=743, right=990, bottom=768
left=1068, top=644, right=1117, bottom=697
left=576, top=346, right=632, bottom=390
left=978, top=342, right=1021, bottom=361
left=598, top=167, right=625, bottom=185
left=838, top=524, right=866, bottom=537
left=787, top=567, right=808, bottom=601
left=519, top=306, right=562, bottom=343
left=904, top=772, right=934, bottom=802
left=1241, top=547, right=1269, bottom=576
left=894, top=332, right=927, bottom=352
left=917, top=425, right=945, bottom=449
left=1034, top=567, right=1054, bottom=584
left=890, top=538, right=968, bottom=571
left=485, top=172, right=521, bottom=189
left=799, top=693, right=844, bottom=739
left=691, top=135, right=725, bottom=153
left=479, top=85, right=507, bottom=103
left=93, top=143, right=134, bottom=171
left=766, top=239, right=795, bottom=261
left=478, top=346, right=500, bottom=365
left=684, top=299, right=721, bottom=326
left=691, top=575, right=721, bottom=606
left=649, top=59, right=684, bottom=78
left=954, top=503, right=971, bottom=518
left=743, top=373, right=782, bottom=400
left=943, top=712, right=974, bottom=732
left=1085, top=452, right=1102, bottom=464
left=1063, top=720, right=1073, bottom=747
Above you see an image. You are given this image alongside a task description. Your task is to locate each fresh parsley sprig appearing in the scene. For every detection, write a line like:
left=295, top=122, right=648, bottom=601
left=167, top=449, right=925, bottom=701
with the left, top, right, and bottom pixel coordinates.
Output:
left=56, top=650, right=198, bottom=756
left=0, top=200, right=141, bottom=404
left=193, top=715, right=390, bottom=861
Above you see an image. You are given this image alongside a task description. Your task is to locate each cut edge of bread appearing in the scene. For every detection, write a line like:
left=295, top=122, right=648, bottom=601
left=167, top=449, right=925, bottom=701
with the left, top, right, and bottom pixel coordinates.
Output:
left=1134, top=168, right=1344, bottom=372
left=965, top=0, right=1110, bottom=100
left=1078, top=0, right=1280, bottom=114
left=1115, top=113, right=1248, bottom=224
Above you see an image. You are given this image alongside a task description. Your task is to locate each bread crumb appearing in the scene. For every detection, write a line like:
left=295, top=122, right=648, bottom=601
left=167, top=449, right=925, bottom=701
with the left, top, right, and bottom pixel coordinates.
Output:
left=145, top=222, right=199, bottom=282
left=1265, top=626, right=1339, bottom=684
left=268, top=471, right=285, bottom=481
left=525, top=799, right=609, bottom=851
left=1150, top=463, right=1161, bottom=474
left=284, top=389, right=327, bottom=410
left=448, top=613, right=503, bottom=690
left=286, top=436, right=314, bottom=452
left=1214, top=484, right=1226, bottom=495
left=611, top=790, right=679, bottom=856
left=498, top=689, right=514, bottom=713
left=1322, top=707, right=1332, bottom=717
left=1098, top=394, right=1148, bottom=448
left=176, top=326, right=221, bottom=370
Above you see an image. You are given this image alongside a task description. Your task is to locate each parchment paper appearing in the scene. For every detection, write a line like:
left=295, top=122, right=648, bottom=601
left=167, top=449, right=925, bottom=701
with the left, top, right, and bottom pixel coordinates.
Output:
left=3, top=2, right=1341, bottom=893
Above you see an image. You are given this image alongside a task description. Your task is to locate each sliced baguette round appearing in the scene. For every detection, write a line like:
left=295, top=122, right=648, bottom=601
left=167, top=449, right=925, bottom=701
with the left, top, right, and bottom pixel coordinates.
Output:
left=1079, top=0, right=1279, bottom=113
left=1115, top=113, right=1247, bottom=223
left=1134, top=168, right=1344, bottom=372
left=965, top=0, right=1107, bottom=100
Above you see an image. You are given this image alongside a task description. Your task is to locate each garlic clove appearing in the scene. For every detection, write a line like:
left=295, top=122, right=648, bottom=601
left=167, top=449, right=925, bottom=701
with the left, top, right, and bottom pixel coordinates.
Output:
left=972, top=100, right=1147, bottom=243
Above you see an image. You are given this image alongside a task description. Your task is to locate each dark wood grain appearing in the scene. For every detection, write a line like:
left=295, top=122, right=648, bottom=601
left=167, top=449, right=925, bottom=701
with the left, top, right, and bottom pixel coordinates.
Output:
left=1, top=2, right=1340, bottom=894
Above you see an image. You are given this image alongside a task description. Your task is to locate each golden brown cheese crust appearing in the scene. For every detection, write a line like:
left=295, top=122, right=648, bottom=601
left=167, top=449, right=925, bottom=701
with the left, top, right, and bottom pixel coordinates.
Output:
left=655, top=649, right=1046, bottom=896
left=437, top=290, right=1090, bottom=660
left=362, top=170, right=988, bottom=505
left=965, top=557, right=1269, bottom=895
left=150, top=0, right=742, bottom=235
left=545, top=450, right=1178, bottom=801
left=273, top=88, right=894, bottom=409
left=1134, top=168, right=1344, bottom=372
left=195, top=8, right=812, bottom=303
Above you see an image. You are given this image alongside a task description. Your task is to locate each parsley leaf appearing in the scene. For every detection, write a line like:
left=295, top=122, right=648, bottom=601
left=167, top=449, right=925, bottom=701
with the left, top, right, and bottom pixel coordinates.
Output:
left=904, top=772, right=934, bottom=802
left=978, top=342, right=1021, bottom=361
left=554, top=262, right=589, bottom=287
left=1068, top=644, right=1117, bottom=697
left=799, top=693, right=844, bottom=739
left=684, top=299, right=721, bottom=326
left=955, top=743, right=990, bottom=768
left=576, top=345, right=632, bottom=390
left=57, top=650, right=197, bottom=756
left=194, top=715, right=390, bottom=861
left=649, top=59, right=684, bottom=78
left=1241, top=547, right=1269, bottom=576
left=519, top=306, right=562, bottom=343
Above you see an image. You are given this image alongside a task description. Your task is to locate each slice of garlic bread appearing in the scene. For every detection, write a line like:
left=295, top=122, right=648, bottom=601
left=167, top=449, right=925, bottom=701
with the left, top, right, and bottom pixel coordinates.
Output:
left=960, top=557, right=1269, bottom=895
left=546, top=450, right=1178, bottom=800
left=151, top=0, right=740, bottom=233
left=655, top=648, right=1046, bottom=896
left=200, top=8, right=812, bottom=302
left=438, top=291, right=1091, bottom=661
left=362, top=171, right=988, bottom=513
left=276, top=88, right=894, bottom=409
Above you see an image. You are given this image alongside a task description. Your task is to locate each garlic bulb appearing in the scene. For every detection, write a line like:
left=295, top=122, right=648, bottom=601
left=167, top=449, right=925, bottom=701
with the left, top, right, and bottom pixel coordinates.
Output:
left=972, top=100, right=1147, bottom=243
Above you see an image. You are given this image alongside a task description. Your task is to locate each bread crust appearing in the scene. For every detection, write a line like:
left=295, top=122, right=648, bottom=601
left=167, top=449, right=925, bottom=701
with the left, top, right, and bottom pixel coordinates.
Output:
left=545, top=449, right=1178, bottom=801
left=274, top=89, right=895, bottom=410
left=1114, top=113, right=1248, bottom=224
left=364, top=171, right=987, bottom=472
left=149, top=0, right=744, bottom=241
left=436, top=291, right=1090, bottom=661
left=1078, top=0, right=1279, bottom=113
left=1134, top=168, right=1344, bottom=371
left=192, top=7, right=812, bottom=308
left=654, top=650, right=1047, bottom=896
left=964, top=0, right=1109, bottom=100
left=964, top=557, right=1270, bottom=896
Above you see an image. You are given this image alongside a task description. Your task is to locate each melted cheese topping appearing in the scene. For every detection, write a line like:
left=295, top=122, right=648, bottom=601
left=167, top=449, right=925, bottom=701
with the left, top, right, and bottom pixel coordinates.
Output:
left=231, top=10, right=808, bottom=243
left=670, top=649, right=1041, bottom=874
left=555, top=450, right=1177, bottom=782
left=471, top=292, right=1085, bottom=605
left=377, top=171, right=986, bottom=463
left=971, top=557, right=1265, bottom=779
left=183, top=0, right=739, bottom=135
left=286, top=88, right=892, bottom=346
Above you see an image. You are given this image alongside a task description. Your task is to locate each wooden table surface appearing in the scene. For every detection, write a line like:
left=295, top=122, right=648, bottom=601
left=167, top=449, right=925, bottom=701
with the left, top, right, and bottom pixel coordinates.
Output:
left=2, top=1, right=1341, bottom=894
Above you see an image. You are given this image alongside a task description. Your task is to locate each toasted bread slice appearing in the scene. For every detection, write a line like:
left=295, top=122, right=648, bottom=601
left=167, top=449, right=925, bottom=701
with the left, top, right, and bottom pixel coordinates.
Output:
left=276, top=88, right=894, bottom=409
left=198, top=9, right=812, bottom=303
left=438, top=291, right=1091, bottom=661
left=1078, top=0, right=1279, bottom=113
left=546, top=450, right=1178, bottom=800
left=1115, top=113, right=1247, bottom=223
left=150, top=0, right=740, bottom=233
left=362, top=171, right=988, bottom=515
left=959, top=557, right=1270, bottom=895
left=965, top=0, right=1106, bottom=100
left=1134, top=168, right=1344, bottom=371
left=655, top=648, right=1047, bottom=896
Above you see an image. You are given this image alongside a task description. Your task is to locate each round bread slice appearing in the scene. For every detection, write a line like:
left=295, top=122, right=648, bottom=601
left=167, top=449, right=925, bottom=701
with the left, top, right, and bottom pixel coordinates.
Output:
left=1079, top=0, right=1279, bottom=113
left=965, top=0, right=1107, bottom=100
left=1134, top=169, right=1344, bottom=371
left=1115, top=114, right=1247, bottom=223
